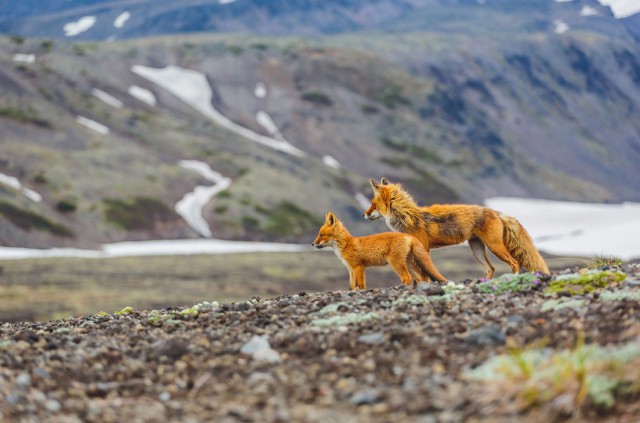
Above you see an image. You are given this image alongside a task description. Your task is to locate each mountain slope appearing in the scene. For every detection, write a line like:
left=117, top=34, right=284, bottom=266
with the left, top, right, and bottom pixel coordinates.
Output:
left=1, top=1, right=640, bottom=248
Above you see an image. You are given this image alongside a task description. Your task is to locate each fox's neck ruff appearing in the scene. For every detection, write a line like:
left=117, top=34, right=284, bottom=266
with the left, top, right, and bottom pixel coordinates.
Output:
left=331, top=223, right=353, bottom=251
left=385, top=187, right=424, bottom=232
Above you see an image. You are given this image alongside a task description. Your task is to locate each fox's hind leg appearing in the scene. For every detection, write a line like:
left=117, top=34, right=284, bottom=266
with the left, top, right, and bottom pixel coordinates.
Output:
left=388, top=256, right=414, bottom=286
left=479, top=220, right=519, bottom=274
left=469, top=237, right=495, bottom=279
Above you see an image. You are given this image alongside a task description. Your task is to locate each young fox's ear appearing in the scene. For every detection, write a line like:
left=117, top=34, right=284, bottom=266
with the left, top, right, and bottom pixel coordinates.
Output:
left=369, top=179, right=380, bottom=191
left=326, top=211, right=336, bottom=226
left=381, top=177, right=390, bottom=185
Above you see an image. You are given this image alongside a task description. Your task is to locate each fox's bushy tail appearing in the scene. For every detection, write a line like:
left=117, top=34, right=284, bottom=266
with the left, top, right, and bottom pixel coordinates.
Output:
left=499, top=214, right=549, bottom=274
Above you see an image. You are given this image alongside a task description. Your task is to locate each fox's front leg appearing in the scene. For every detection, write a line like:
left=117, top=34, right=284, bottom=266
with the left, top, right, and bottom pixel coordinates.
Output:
left=353, top=266, right=366, bottom=290
left=348, top=269, right=357, bottom=290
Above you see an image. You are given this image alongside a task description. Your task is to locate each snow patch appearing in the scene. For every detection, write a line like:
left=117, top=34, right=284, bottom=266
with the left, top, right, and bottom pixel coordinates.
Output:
left=91, top=88, right=123, bottom=109
left=0, top=239, right=308, bottom=260
left=76, top=116, right=110, bottom=135
left=554, top=20, right=570, bottom=34
left=175, top=160, right=231, bottom=238
left=597, top=0, right=640, bottom=19
left=219, top=0, right=237, bottom=4
left=128, top=85, right=157, bottom=106
left=254, top=82, right=267, bottom=98
left=63, top=16, right=96, bottom=37
left=580, top=6, right=599, bottom=16
left=13, top=53, right=35, bottom=63
left=114, top=11, right=130, bottom=28
left=484, top=197, right=640, bottom=260
left=0, top=172, right=42, bottom=203
left=131, top=65, right=306, bottom=157
left=322, top=155, right=341, bottom=169
left=256, top=111, right=284, bottom=140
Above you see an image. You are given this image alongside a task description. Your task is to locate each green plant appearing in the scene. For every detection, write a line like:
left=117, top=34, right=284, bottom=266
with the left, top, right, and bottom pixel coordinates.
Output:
left=9, top=35, right=24, bottom=44
left=544, top=270, right=626, bottom=296
left=114, top=306, right=134, bottom=316
left=583, top=255, right=623, bottom=270
left=477, top=272, right=543, bottom=294
left=467, top=335, right=640, bottom=412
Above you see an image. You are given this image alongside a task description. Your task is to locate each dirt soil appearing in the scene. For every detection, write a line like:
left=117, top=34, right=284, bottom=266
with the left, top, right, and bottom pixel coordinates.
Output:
left=1, top=265, right=639, bottom=423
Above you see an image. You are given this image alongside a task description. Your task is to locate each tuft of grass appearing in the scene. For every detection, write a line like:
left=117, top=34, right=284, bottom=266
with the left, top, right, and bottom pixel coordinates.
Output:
left=544, top=270, right=626, bottom=296
left=583, top=255, right=623, bottom=270
left=467, top=335, right=640, bottom=413
left=599, top=289, right=640, bottom=302
left=311, top=311, right=379, bottom=327
left=477, top=272, right=543, bottom=294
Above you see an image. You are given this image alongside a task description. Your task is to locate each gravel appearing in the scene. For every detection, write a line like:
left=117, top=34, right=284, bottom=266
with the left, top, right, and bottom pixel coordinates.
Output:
left=0, top=266, right=639, bottom=422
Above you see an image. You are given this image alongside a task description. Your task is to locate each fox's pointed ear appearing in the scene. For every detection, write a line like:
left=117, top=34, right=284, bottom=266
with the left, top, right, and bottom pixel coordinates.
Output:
left=381, top=177, right=390, bottom=185
left=326, top=211, right=336, bottom=226
left=369, top=179, right=380, bottom=191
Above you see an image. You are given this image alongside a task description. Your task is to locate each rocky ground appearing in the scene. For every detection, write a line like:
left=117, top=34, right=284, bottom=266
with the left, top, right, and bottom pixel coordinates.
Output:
left=1, top=264, right=639, bottom=423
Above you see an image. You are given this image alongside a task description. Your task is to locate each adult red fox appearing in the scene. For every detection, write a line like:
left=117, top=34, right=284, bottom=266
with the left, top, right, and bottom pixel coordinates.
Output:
left=363, top=178, right=549, bottom=279
left=312, top=211, right=444, bottom=290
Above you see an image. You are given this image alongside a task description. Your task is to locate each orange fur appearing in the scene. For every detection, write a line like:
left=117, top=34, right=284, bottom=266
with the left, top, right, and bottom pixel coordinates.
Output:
left=363, top=178, right=549, bottom=278
left=312, top=211, right=442, bottom=290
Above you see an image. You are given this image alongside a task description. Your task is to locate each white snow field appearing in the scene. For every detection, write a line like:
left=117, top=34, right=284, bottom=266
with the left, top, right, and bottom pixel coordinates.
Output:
left=131, top=65, right=306, bottom=157
left=484, top=198, right=640, bottom=260
left=0, top=173, right=42, bottom=203
left=175, top=160, right=232, bottom=238
left=0, top=240, right=308, bottom=260
left=63, top=16, right=96, bottom=37
left=597, top=0, right=640, bottom=18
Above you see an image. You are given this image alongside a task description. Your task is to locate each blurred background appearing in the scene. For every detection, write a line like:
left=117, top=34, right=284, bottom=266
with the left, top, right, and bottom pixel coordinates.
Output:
left=0, top=0, right=638, bottom=321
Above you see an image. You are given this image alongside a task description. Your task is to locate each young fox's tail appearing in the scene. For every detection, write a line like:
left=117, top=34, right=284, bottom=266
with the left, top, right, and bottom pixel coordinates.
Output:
left=499, top=214, right=549, bottom=274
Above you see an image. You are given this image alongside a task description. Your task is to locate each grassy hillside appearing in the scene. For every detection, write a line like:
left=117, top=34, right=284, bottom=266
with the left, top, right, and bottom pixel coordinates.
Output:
left=1, top=27, right=640, bottom=249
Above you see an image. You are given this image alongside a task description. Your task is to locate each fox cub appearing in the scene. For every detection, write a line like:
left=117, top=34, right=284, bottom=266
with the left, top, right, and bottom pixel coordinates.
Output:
left=312, top=211, right=441, bottom=290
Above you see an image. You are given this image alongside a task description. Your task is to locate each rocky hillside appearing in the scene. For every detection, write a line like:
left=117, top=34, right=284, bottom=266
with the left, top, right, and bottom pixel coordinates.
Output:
left=0, top=265, right=639, bottom=421
left=1, top=1, right=640, bottom=248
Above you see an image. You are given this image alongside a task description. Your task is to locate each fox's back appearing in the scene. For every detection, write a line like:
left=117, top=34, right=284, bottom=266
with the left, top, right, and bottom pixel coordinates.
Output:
left=344, top=232, right=414, bottom=267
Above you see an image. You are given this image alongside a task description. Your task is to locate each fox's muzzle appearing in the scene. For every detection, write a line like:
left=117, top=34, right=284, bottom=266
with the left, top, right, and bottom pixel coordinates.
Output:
left=363, top=210, right=382, bottom=221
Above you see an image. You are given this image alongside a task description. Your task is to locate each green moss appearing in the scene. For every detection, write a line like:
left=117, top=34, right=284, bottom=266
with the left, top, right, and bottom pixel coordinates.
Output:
left=311, top=311, right=379, bottom=327
left=0, top=201, right=74, bottom=238
left=477, top=272, right=543, bottom=294
left=541, top=298, right=585, bottom=312
left=103, top=196, right=175, bottom=231
left=544, top=270, right=626, bottom=296
left=600, top=289, right=640, bottom=302
left=114, top=306, right=134, bottom=316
